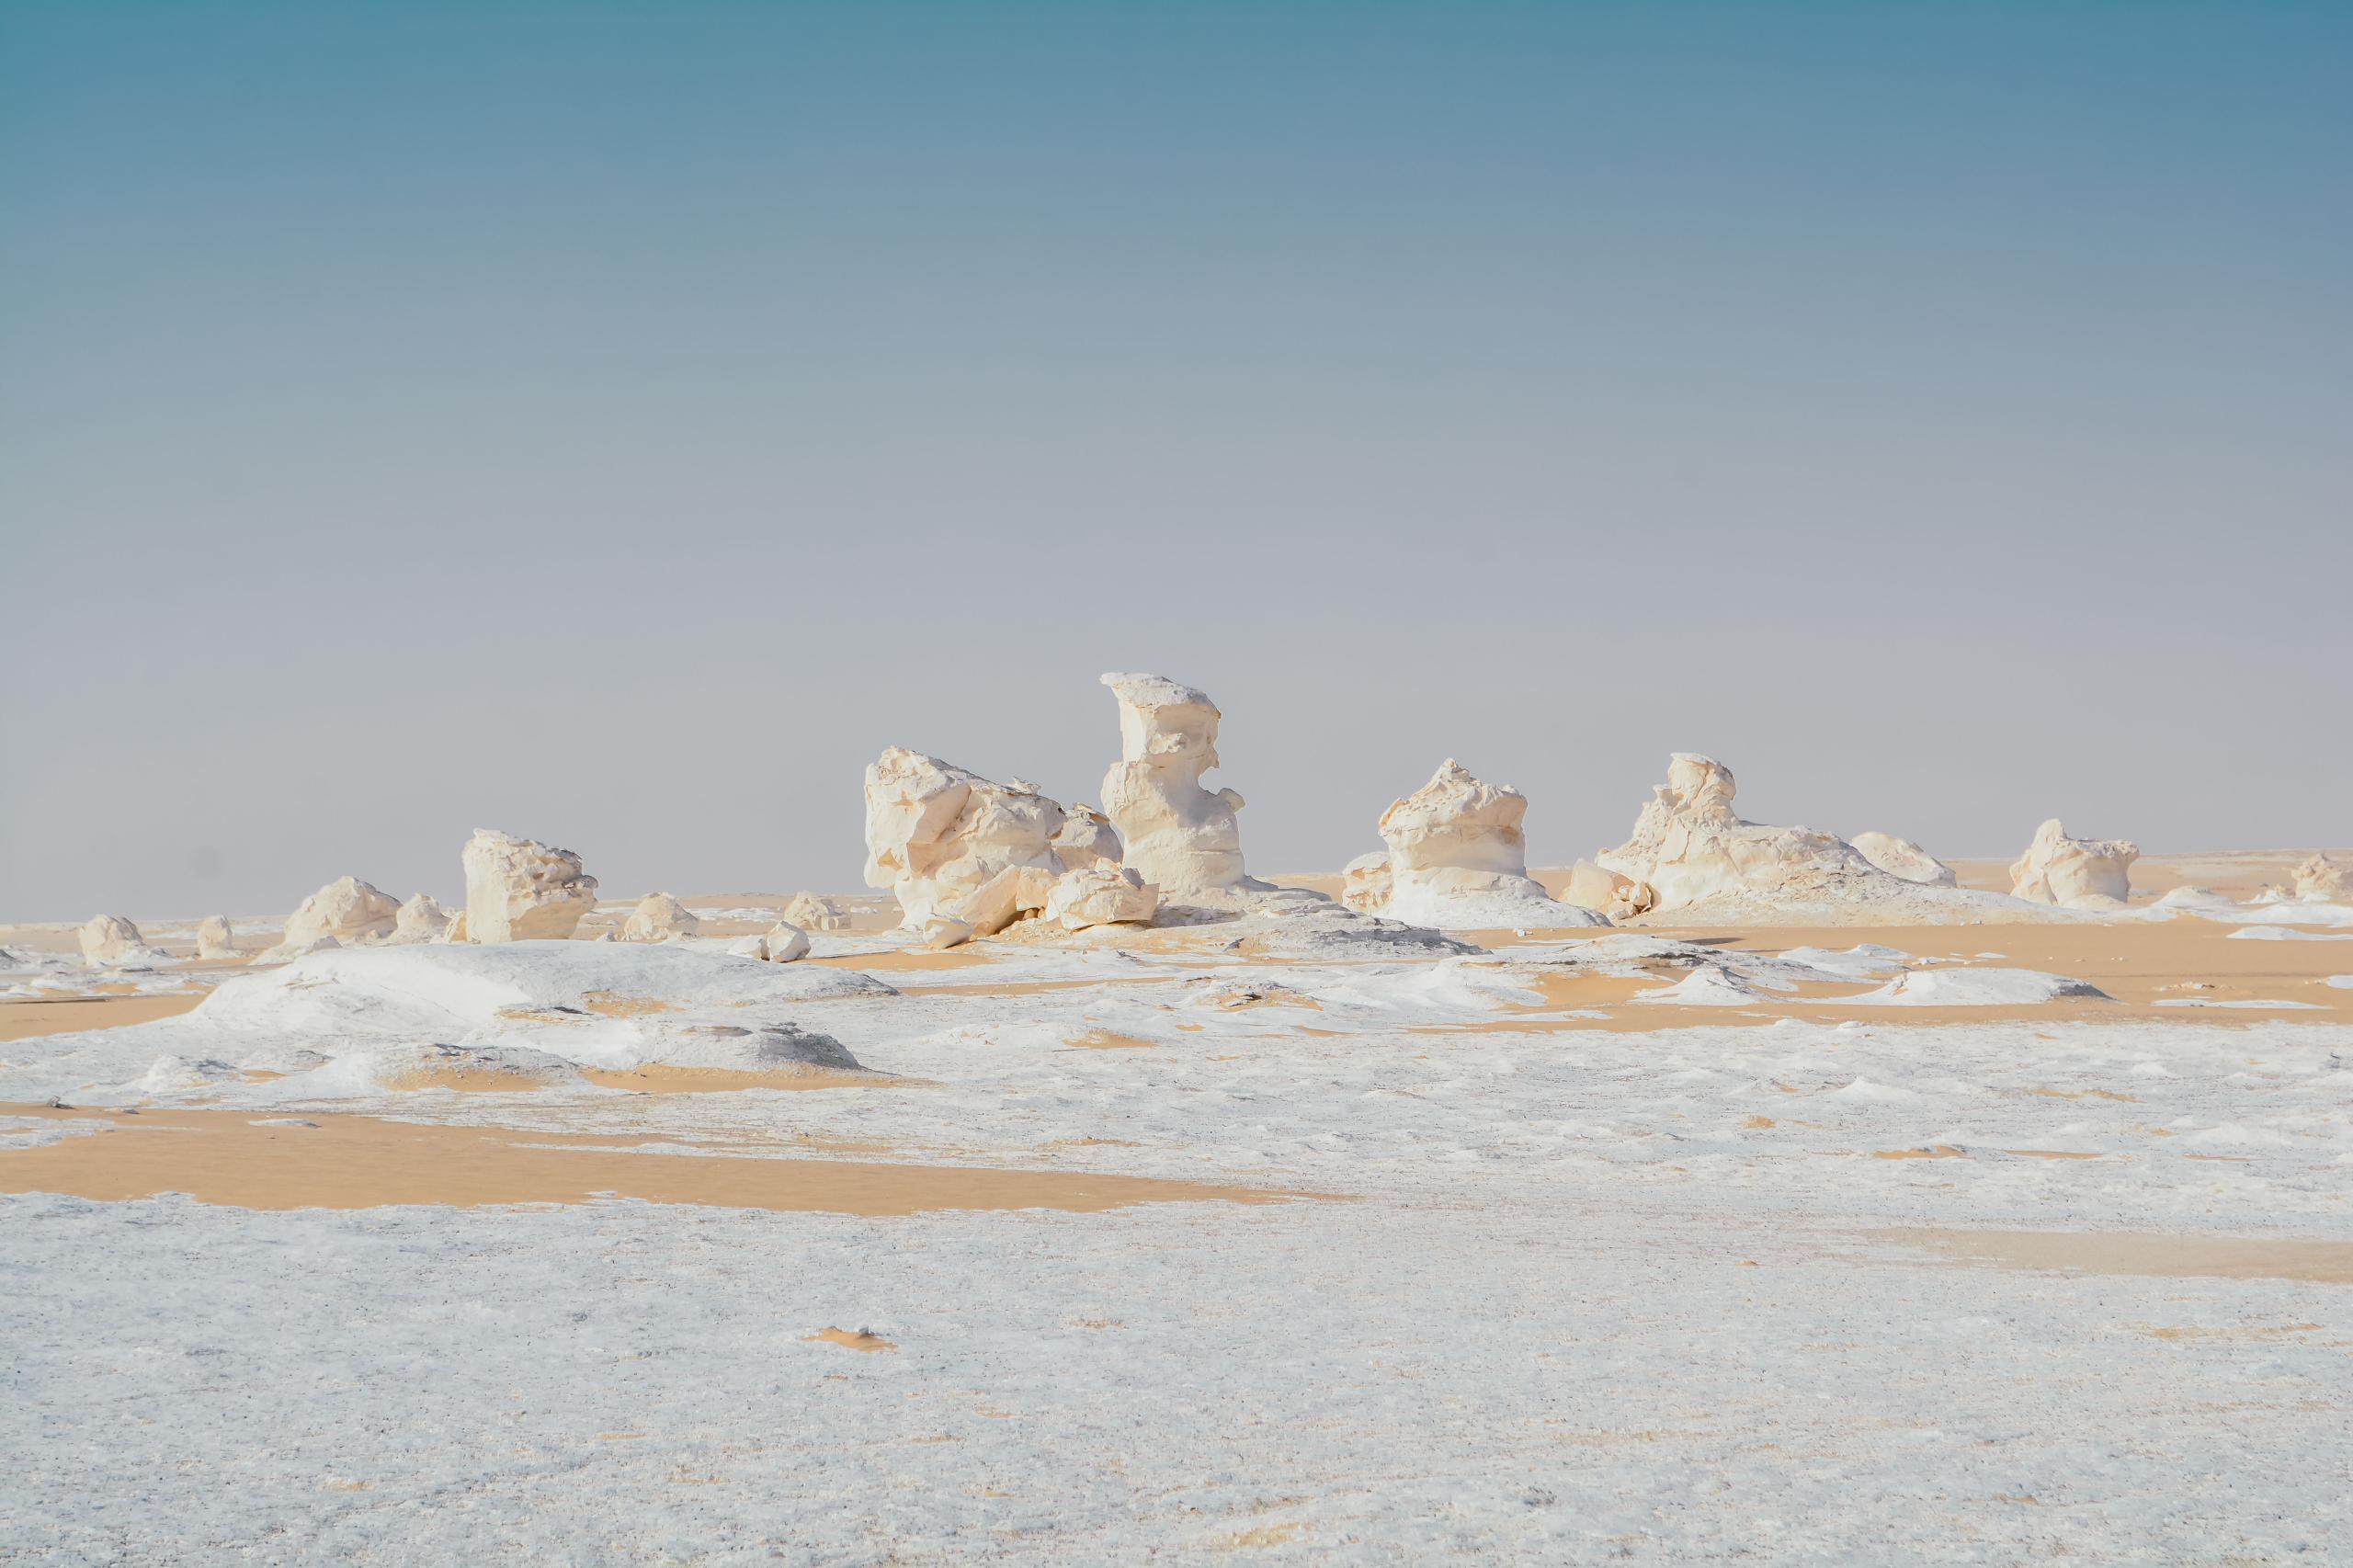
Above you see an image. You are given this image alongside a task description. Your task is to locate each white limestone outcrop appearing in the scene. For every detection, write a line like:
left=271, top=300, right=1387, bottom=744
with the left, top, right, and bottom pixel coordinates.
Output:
left=79, top=914, right=165, bottom=967
left=1341, top=853, right=1392, bottom=915
left=260, top=876, right=400, bottom=960
left=1051, top=804, right=1123, bottom=872
left=195, top=915, right=237, bottom=960
left=1365, top=760, right=1604, bottom=928
left=621, top=893, right=700, bottom=943
left=1043, top=864, right=1159, bottom=931
left=462, top=829, right=598, bottom=943
left=1554, top=859, right=1632, bottom=916
left=1596, top=754, right=1915, bottom=917
left=385, top=893, right=451, bottom=945
left=1849, top=831, right=1958, bottom=888
left=2008, top=819, right=2139, bottom=909
left=863, top=748, right=1066, bottom=937
left=763, top=921, right=812, bottom=961
left=2295, top=853, right=2353, bottom=903
left=780, top=892, right=851, bottom=933
left=1098, top=673, right=1315, bottom=909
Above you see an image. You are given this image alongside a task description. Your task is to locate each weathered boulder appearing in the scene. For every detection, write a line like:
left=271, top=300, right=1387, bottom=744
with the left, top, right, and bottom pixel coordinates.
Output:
left=79, top=914, right=164, bottom=967
left=1849, top=831, right=1957, bottom=888
left=462, top=829, right=598, bottom=943
left=763, top=921, right=812, bottom=961
left=863, top=748, right=1067, bottom=934
left=384, top=893, right=451, bottom=945
left=1596, top=754, right=1911, bottom=916
left=621, top=893, right=700, bottom=943
left=1341, top=852, right=1392, bottom=914
left=2009, top=819, right=2139, bottom=908
left=1051, top=804, right=1124, bottom=872
left=1099, top=673, right=1314, bottom=908
left=779, top=892, right=852, bottom=932
left=261, top=876, right=400, bottom=960
left=2294, top=853, right=2353, bottom=903
left=1044, top=864, right=1159, bottom=930
left=1554, top=859, right=1632, bottom=916
left=194, top=915, right=237, bottom=960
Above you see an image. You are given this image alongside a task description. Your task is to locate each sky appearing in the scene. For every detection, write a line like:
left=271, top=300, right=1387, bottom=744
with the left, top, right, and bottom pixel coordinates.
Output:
left=3, top=1, right=2348, bottom=920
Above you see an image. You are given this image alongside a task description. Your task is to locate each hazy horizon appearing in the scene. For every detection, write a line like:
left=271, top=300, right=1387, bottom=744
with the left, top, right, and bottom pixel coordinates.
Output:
left=5, top=2, right=2348, bottom=921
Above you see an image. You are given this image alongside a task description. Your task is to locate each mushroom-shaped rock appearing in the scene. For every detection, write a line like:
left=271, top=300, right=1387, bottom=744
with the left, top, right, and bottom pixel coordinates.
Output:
left=779, top=892, right=852, bottom=932
left=1044, top=864, right=1159, bottom=931
left=2294, top=853, right=2353, bottom=903
left=2009, top=820, right=2138, bottom=908
left=1594, top=754, right=1908, bottom=916
left=621, top=893, right=700, bottom=943
left=1051, top=804, right=1123, bottom=872
left=260, top=876, right=400, bottom=960
left=194, top=915, right=237, bottom=960
left=1849, top=831, right=1957, bottom=888
left=863, top=748, right=1067, bottom=934
left=461, top=829, right=598, bottom=943
left=79, top=914, right=163, bottom=967
left=1098, top=672, right=1299, bottom=907
left=1340, top=852, right=1392, bottom=914
left=384, top=893, right=451, bottom=945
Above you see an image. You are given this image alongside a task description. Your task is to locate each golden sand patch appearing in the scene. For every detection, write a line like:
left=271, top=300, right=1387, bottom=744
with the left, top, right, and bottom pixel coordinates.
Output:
left=383, top=1066, right=568, bottom=1093
left=581, top=992, right=675, bottom=1018
left=1064, top=1029, right=1154, bottom=1051
left=809, top=1327, right=896, bottom=1353
left=0, top=992, right=207, bottom=1043
left=809, top=949, right=992, bottom=974
left=1215, top=1523, right=1302, bottom=1550
left=577, top=1065, right=900, bottom=1095
left=0, top=1105, right=1304, bottom=1216
left=1872, top=1228, right=2353, bottom=1285
left=1873, top=1146, right=1966, bottom=1160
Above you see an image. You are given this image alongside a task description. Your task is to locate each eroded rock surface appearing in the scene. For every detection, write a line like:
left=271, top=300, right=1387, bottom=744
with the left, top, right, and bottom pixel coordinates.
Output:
left=2009, top=819, right=2139, bottom=909
left=462, top=830, right=598, bottom=944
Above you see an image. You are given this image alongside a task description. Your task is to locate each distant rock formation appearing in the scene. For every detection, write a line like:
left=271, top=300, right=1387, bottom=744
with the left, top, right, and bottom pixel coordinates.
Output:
left=1364, top=760, right=1603, bottom=928
left=462, top=829, right=598, bottom=943
left=1098, top=673, right=1321, bottom=911
left=1553, top=859, right=1633, bottom=917
left=195, top=915, right=237, bottom=960
left=1596, top=754, right=1908, bottom=916
left=79, top=914, right=164, bottom=967
left=863, top=748, right=1066, bottom=937
left=1044, top=864, right=1159, bottom=931
left=260, top=876, right=400, bottom=960
left=2295, top=853, right=2353, bottom=903
left=385, top=893, right=450, bottom=945
left=1849, top=831, right=1957, bottom=888
left=2008, top=819, right=2138, bottom=908
left=621, top=893, right=699, bottom=943
left=1340, top=852, right=1392, bottom=914
left=780, top=892, right=852, bottom=932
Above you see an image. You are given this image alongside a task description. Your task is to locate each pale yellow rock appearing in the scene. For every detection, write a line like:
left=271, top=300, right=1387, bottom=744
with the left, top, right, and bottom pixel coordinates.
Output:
left=762, top=921, right=813, bottom=961
left=1372, top=760, right=1601, bottom=927
left=1340, top=853, right=1392, bottom=914
left=621, top=893, right=699, bottom=943
left=1596, top=754, right=1907, bottom=916
left=863, top=748, right=1066, bottom=932
left=1849, top=831, right=1957, bottom=888
left=461, top=829, right=598, bottom=943
left=2009, top=819, right=2139, bottom=909
left=384, top=893, right=451, bottom=945
left=78, top=914, right=154, bottom=966
left=2294, top=853, right=2353, bottom=903
left=780, top=892, right=852, bottom=932
left=261, top=876, right=399, bottom=960
left=194, top=915, right=237, bottom=960
left=1044, top=864, right=1159, bottom=930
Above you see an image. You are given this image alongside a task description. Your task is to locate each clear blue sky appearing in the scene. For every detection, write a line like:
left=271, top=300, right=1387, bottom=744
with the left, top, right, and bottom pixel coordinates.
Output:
left=4, top=2, right=2347, bottom=918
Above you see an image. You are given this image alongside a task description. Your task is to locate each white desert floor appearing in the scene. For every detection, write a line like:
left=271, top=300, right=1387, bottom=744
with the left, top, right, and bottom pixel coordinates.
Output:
left=3, top=860, right=2350, bottom=1564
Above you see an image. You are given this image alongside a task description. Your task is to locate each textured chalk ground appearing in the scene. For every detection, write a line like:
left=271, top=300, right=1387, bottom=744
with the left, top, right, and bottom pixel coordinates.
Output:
left=5, top=870, right=2352, bottom=1562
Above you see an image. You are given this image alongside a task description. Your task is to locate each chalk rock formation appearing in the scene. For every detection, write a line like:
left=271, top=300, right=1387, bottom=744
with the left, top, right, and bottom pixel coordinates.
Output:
left=462, top=829, right=598, bottom=943
left=1341, top=853, right=1392, bottom=914
left=1051, top=804, right=1123, bottom=872
left=1596, top=754, right=1910, bottom=916
left=2008, top=819, right=2139, bottom=908
left=1044, top=864, right=1159, bottom=931
left=863, top=748, right=1067, bottom=935
left=1100, top=672, right=1309, bottom=907
left=1554, top=859, right=1632, bottom=916
left=195, top=915, right=237, bottom=960
left=262, top=876, right=400, bottom=960
left=780, top=892, right=851, bottom=932
left=621, top=893, right=700, bottom=943
left=2295, top=853, right=2353, bottom=903
left=79, top=914, right=163, bottom=967
left=1849, top=831, right=1958, bottom=888
left=385, top=893, right=451, bottom=945
left=763, top=921, right=812, bottom=961
left=1359, top=760, right=1603, bottom=927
